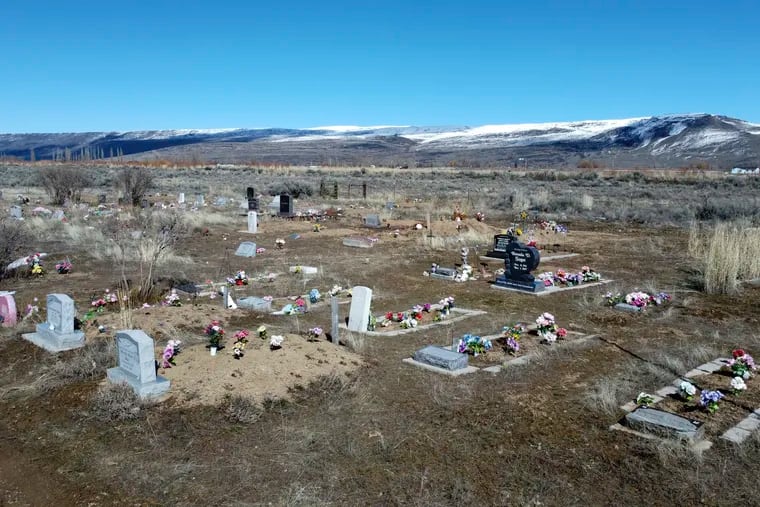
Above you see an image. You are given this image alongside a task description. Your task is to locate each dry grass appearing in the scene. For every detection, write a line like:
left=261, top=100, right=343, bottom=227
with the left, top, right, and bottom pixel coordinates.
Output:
left=221, top=394, right=263, bottom=423
left=690, top=222, right=760, bottom=293
left=88, top=383, right=144, bottom=421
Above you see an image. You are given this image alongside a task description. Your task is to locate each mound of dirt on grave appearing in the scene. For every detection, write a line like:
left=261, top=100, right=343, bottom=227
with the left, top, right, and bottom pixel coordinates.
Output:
left=82, top=304, right=363, bottom=407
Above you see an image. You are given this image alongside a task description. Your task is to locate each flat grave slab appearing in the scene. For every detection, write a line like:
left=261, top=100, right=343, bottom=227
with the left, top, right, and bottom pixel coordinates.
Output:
left=342, top=237, right=374, bottom=248
left=491, top=278, right=612, bottom=296
left=624, top=407, right=704, bottom=440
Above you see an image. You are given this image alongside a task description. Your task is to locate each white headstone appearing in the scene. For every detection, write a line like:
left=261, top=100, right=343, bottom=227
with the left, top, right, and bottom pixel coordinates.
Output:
left=9, top=206, right=22, bottom=219
left=222, top=286, right=238, bottom=309
left=330, top=296, right=340, bottom=344
left=247, top=211, right=258, bottom=233
left=107, top=330, right=170, bottom=399
left=22, top=293, right=85, bottom=352
left=178, top=192, right=185, bottom=204
left=347, top=286, right=372, bottom=332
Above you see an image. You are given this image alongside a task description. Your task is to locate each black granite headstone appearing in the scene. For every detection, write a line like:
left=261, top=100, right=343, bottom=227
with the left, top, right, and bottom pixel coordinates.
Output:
left=485, top=234, right=512, bottom=259
left=493, top=237, right=543, bottom=292
left=247, top=187, right=258, bottom=211
left=279, top=193, right=293, bottom=217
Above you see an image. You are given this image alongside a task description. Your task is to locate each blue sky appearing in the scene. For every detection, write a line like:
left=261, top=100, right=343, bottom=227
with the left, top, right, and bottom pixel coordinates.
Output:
left=2, top=0, right=758, bottom=132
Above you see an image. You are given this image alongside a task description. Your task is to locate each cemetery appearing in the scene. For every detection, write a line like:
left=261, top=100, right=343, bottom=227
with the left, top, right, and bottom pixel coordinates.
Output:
left=1, top=165, right=760, bottom=505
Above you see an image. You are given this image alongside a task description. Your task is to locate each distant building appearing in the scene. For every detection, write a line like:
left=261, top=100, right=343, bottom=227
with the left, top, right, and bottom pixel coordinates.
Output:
left=730, top=167, right=760, bottom=175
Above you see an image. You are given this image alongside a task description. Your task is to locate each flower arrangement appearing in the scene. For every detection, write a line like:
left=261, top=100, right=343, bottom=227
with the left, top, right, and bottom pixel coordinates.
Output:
left=309, top=288, right=321, bottom=304
left=163, top=290, right=182, bottom=307
left=26, top=253, right=44, bottom=276
left=700, top=390, right=724, bottom=413
left=307, top=326, right=323, bottom=341
left=731, top=376, right=747, bottom=394
left=457, top=334, right=493, bottom=356
left=728, top=349, right=756, bottom=379
left=270, top=335, right=284, bottom=349
left=538, top=268, right=602, bottom=287
left=55, top=260, right=72, bottom=274
left=161, top=340, right=181, bottom=368
left=636, top=392, right=655, bottom=407
left=679, top=381, right=696, bottom=401
left=328, top=285, right=344, bottom=297
left=228, top=270, right=249, bottom=286
left=275, top=238, right=285, bottom=249
left=535, top=312, right=567, bottom=343
left=257, top=326, right=267, bottom=340
left=367, top=314, right=377, bottom=331
left=256, top=247, right=266, bottom=254
left=205, top=320, right=225, bottom=348
left=232, top=329, right=249, bottom=359
left=603, top=291, right=672, bottom=309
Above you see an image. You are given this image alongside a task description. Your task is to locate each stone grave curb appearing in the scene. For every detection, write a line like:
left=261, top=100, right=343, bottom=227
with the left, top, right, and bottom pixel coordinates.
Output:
left=610, top=356, right=760, bottom=446
left=490, top=279, right=612, bottom=296
left=339, top=308, right=486, bottom=336
left=402, top=358, right=480, bottom=376
left=22, top=332, right=86, bottom=353
left=480, top=253, right=580, bottom=263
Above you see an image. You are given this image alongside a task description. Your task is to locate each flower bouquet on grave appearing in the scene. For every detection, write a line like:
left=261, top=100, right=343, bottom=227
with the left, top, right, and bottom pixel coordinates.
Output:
left=731, top=376, right=747, bottom=394
left=205, top=320, right=225, bottom=350
left=603, top=292, right=624, bottom=307
left=307, top=326, right=323, bottom=341
left=535, top=312, right=561, bottom=343
left=367, top=314, right=377, bottom=331
left=256, top=247, right=266, bottom=254
left=625, top=291, right=651, bottom=308
left=257, top=326, right=267, bottom=340
left=228, top=270, right=249, bottom=286
left=232, top=329, right=249, bottom=359
left=399, top=316, right=418, bottom=329
left=457, top=334, right=493, bottom=356
left=581, top=266, right=601, bottom=283
left=55, top=259, right=72, bottom=274
left=727, top=349, right=756, bottom=380
left=679, top=381, right=696, bottom=402
left=636, top=392, right=655, bottom=407
left=700, top=390, right=724, bottom=413
left=538, top=272, right=556, bottom=287
left=270, top=335, right=284, bottom=350
left=162, top=289, right=182, bottom=307
left=275, top=238, right=285, bottom=249
left=309, top=288, right=321, bottom=304
left=27, top=253, right=44, bottom=276
left=161, top=340, right=181, bottom=368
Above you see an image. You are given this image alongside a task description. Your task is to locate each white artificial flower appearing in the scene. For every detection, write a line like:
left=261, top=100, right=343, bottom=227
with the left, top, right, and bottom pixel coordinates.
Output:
left=270, top=335, right=284, bottom=348
left=731, top=376, right=747, bottom=391
left=679, top=381, right=696, bottom=397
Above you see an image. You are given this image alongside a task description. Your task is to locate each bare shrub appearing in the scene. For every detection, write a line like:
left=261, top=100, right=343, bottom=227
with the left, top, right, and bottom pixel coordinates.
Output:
left=692, top=222, right=760, bottom=294
left=222, top=394, right=263, bottom=423
left=117, top=166, right=154, bottom=206
left=0, top=216, right=29, bottom=277
left=39, top=166, right=89, bottom=204
left=89, top=383, right=144, bottom=422
left=38, top=340, right=117, bottom=391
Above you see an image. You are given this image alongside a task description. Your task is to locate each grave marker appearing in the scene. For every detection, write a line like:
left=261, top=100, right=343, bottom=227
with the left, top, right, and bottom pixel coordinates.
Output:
left=413, top=345, right=469, bottom=371
left=107, top=330, right=171, bottom=399
left=493, top=235, right=544, bottom=292
left=22, top=294, right=85, bottom=352
left=237, top=296, right=272, bottom=312
left=347, top=286, right=372, bottom=332
left=98, top=194, right=107, bottom=205
left=247, top=211, right=258, bottom=233
left=625, top=407, right=704, bottom=440
left=247, top=187, right=259, bottom=211
left=363, top=214, right=382, bottom=228
left=484, top=234, right=512, bottom=259
left=235, top=241, right=257, bottom=257
left=9, top=205, right=22, bottom=219
left=279, top=193, right=293, bottom=217
left=0, top=291, right=17, bottom=327
left=330, top=296, right=340, bottom=344
left=178, top=192, right=185, bottom=204
left=195, top=193, right=205, bottom=206
left=342, top=237, right=373, bottom=248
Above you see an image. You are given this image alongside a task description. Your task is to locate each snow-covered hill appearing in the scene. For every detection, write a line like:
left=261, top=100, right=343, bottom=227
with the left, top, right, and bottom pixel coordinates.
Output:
left=2, top=114, right=759, bottom=168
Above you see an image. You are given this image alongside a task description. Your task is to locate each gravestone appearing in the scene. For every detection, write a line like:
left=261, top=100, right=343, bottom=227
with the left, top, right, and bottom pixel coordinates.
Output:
left=247, top=211, right=258, bottom=233
left=195, top=193, right=205, bottom=206
left=493, top=236, right=543, bottom=292
left=246, top=187, right=259, bottom=211
left=330, top=296, right=340, bottom=344
left=485, top=234, right=511, bottom=259
left=363, top=214, right=382, bottom=228
left=615, top=303, right=643, bottom=313
left=22, top=294, right=85, bottom=352
left=140, top=199, right=149, bottom=209
left=52, top=210, right=65, bottom=220
left=235, top=241, right=257, bottom=257
left=214, top=197, right=229, bottom=207
left=9, top=205, right=22, bottom=219
left=107, top=330, right=170, bottom=399
left=98, top=194, right=107, bottom=205
left=279, top=193, right=293, bottom=217
left=0, top=291, right=17, bottom=327
left=222, top=286, right=238, bottom=309
left=413, top=346, right=469, bottom=371
left=343, top=237, right=373, bottom=248
left=347, top=286, right=372, bottom=332
left=429, top=266, right=457, bottom=280
left=237, top=296, right=272, bottom=312
left=178, top=192, right=185, bottom=204
left=625, top=407, right=704, bottom=440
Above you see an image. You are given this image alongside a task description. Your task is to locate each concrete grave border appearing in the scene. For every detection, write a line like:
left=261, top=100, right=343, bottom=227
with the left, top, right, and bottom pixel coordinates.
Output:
left=491, top=279, right=612, bottom=296
left=340, top=307, right=486, bottom=336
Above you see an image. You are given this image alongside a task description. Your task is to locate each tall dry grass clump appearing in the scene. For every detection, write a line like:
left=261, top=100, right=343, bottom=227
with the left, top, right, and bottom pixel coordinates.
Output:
left=690, top=221, right=760, bottom=294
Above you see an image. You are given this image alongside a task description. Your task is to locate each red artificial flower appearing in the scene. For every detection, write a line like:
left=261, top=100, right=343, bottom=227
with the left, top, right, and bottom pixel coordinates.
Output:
left=385, top=312, right=393, bottom=320
left=733, top=349, right=746, bottom=359
left=557, top=328, right=568, bottom=338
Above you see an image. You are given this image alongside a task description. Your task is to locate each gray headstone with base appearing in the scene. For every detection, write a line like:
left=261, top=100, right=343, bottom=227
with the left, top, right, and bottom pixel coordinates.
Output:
left=347, top=286, right=372, bottom=332
left=22, top=294, right=85, bottom=352
left=237, top=296, right=272, bottom=312
left=107, top=330, right=170, bottom=399
left=615, top=303, right=643, bottom=313
left=235, top=241, right=257, bottom=257
left=413, top=346, right=469, bottom=371
left=9, top=205, right=22, bottom=219
left=363, top=214, right=382, bottom=228
left=625, top=407, right=704, bottom=440
left=429, top=266, right=457, bottom=280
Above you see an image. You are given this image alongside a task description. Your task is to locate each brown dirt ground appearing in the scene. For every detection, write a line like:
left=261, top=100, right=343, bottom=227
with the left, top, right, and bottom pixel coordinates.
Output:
left=2, top=201, right=760, bottom=505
